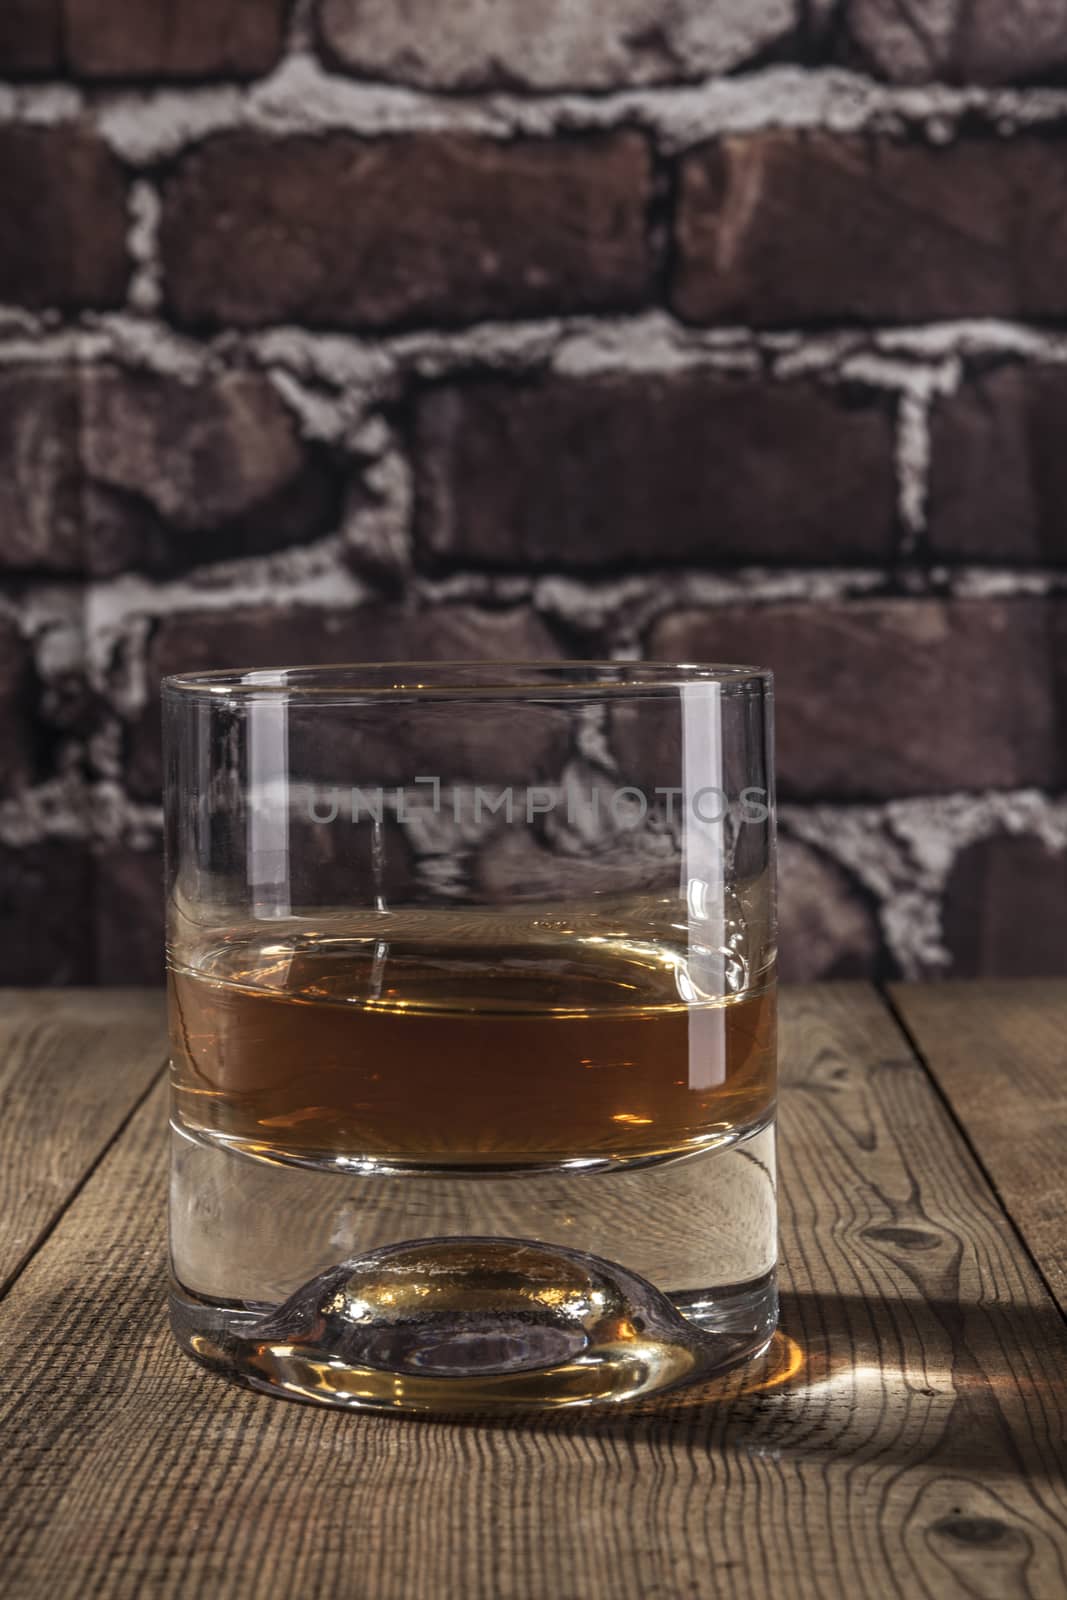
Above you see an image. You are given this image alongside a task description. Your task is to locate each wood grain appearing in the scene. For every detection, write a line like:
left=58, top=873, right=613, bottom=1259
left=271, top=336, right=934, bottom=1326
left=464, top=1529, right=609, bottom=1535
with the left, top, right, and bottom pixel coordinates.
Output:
left=1, top=985, right=1065, bottom=1599
left=891, top=979, right=1067, bottom=1319
left=0, top=989, right=166, bottom=1296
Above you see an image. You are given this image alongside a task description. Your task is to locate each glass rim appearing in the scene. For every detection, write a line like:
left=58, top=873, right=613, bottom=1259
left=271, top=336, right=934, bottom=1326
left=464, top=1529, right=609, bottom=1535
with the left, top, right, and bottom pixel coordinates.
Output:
left=161, top=660, right=773, bottom=703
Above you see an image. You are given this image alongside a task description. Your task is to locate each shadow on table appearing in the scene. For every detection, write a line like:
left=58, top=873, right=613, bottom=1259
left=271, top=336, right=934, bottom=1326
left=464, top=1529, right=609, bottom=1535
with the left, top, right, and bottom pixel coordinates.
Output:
left=445, top=1289, right=1067, bottom=1476
left=141, top=1263, right=1066, bottom=1478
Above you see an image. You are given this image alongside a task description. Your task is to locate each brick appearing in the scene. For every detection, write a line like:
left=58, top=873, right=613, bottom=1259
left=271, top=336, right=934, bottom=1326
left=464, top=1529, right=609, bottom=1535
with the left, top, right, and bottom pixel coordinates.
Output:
left=0, top=372, right=83, bottom=573
left=943, top=833, right=1067, bottom=976
left=0, top=844, right=93, bottom=984
left=474, top=821, right=681, bottom=902
left=777, top=838, right=882, bottom=981
left=145, top=603, right=562, bottom=683
left=673, top=133, right=1067, bottom=326
left=0, top=368, right=336, bottom=577
left=0, top=0, right=287, bottom=78
left=415, top=374, right=895, bottom=569
left=0, top=129, right=127, bottom=311
left=0, top=620, right=39, bottom=799
left=81, top=368, right=339, bottom=576
left=287, top=812, right=417, bottom=910
left=928, top=366, right=1067, bottom=563
left=160, top=133, right=653, bottom=330
left=318, top=0, right=799, bottom=89
left=608, top=678, right=774, bottom=801
left=649, top=600, right=1067, bottom=800
left=65, top=0, right=288, bottom=79
left=129, top=604, right=565, bottom=799
left=94, top=846, right=165, bottom=985
left=845, top=0, right=1067, bottom=85
left=0, top=1, right=62, bottom=73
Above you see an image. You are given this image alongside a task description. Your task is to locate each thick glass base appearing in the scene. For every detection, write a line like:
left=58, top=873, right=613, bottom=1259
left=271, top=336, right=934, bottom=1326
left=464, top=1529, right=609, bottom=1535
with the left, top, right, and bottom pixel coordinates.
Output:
left=170, top=1119, right=777, bottom=1414
left=171, top=1261, right=776, bottom=1413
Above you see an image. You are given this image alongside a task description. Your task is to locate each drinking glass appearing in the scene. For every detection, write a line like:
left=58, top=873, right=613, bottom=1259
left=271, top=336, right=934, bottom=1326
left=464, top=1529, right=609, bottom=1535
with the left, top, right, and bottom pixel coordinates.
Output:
left=164, top=662, right=777, bottom=1412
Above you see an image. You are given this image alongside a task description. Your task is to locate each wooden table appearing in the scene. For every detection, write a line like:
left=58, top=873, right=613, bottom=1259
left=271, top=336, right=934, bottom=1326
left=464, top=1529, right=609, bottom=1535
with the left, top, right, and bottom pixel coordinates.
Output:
left=2, top=983, right=1065, bottom=1599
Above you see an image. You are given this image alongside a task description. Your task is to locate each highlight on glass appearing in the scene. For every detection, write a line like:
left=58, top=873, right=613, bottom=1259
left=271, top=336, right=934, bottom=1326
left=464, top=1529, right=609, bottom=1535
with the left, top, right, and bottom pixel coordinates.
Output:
left=164, top=662, right=777, bottom=1412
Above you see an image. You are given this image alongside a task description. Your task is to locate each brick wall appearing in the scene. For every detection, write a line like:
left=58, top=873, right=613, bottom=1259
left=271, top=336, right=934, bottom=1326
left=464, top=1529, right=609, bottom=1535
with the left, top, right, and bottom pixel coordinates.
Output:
left=1, top=0, right=1066, bottom=985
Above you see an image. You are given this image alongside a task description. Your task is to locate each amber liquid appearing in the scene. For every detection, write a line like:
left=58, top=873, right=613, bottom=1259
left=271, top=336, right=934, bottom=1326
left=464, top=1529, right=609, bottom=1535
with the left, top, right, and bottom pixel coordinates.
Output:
left=169, top=928, right=776, bottom=1169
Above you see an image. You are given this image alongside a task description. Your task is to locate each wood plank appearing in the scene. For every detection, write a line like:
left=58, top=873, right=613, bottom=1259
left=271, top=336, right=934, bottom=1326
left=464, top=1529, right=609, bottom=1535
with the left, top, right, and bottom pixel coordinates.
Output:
left=890, top=979, right=1067, bottom=1319
left=0, top=989, right=166, bottom=1295
left=1, top=986, right=1066, bottom=1599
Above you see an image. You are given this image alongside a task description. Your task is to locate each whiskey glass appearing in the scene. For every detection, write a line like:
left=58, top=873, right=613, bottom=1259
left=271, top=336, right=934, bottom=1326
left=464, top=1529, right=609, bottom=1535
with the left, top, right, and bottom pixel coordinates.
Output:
left=164, top=663, right=777, bottom=1412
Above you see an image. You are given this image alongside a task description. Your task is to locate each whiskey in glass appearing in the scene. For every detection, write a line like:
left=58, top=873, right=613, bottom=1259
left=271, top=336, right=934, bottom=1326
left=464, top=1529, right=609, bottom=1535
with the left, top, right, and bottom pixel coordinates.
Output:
left=165, top=664, right=777, bottom=1412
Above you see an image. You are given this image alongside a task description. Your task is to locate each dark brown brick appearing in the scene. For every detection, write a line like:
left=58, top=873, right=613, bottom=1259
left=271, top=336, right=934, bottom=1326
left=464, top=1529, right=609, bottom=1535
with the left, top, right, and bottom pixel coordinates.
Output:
left=319, top=0, right=799, bottom=89
left=287, top=812, right=417, bottom=910
left=415, top=374, right=895, bottom=569
left=0, top=843, right=93, bottom=984
left=649, top=600, right=1067, bottom=800
left=777, top=838, right=882, bottom=981
left=607, top=677, right=774, bottom=804
left=673, top=133, right=1067, bottom=326
left=474, top=821, right=681, bottom=903
left=129, top=603, right=565, bottom=798
left=0, top=372, right=82, bottom=573
left=94, top=846, right=165, bottom=985
left=146, top=603, right=562, bottom=683
left=81, top=368, right=338, bottom=576
left=0, top=128, right=127, bottom=311
left=845, top=0, right=1067, bottom=85
left=0, top=620, right=39, bottom=799
left=132, top=608, right=374, bottom=802
left=0, top=0, right=62, bottom=73
left=160, top=132, right=654, bottom=330
left=65, top=0, right=288, bottom=79
left=928, top=366, right=1067, bottom=563
left=0, top=0, right=287, bottom=78
left=0, top=367, right=336, bottom=577
left=943, top=833, right=1067, bottom=976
